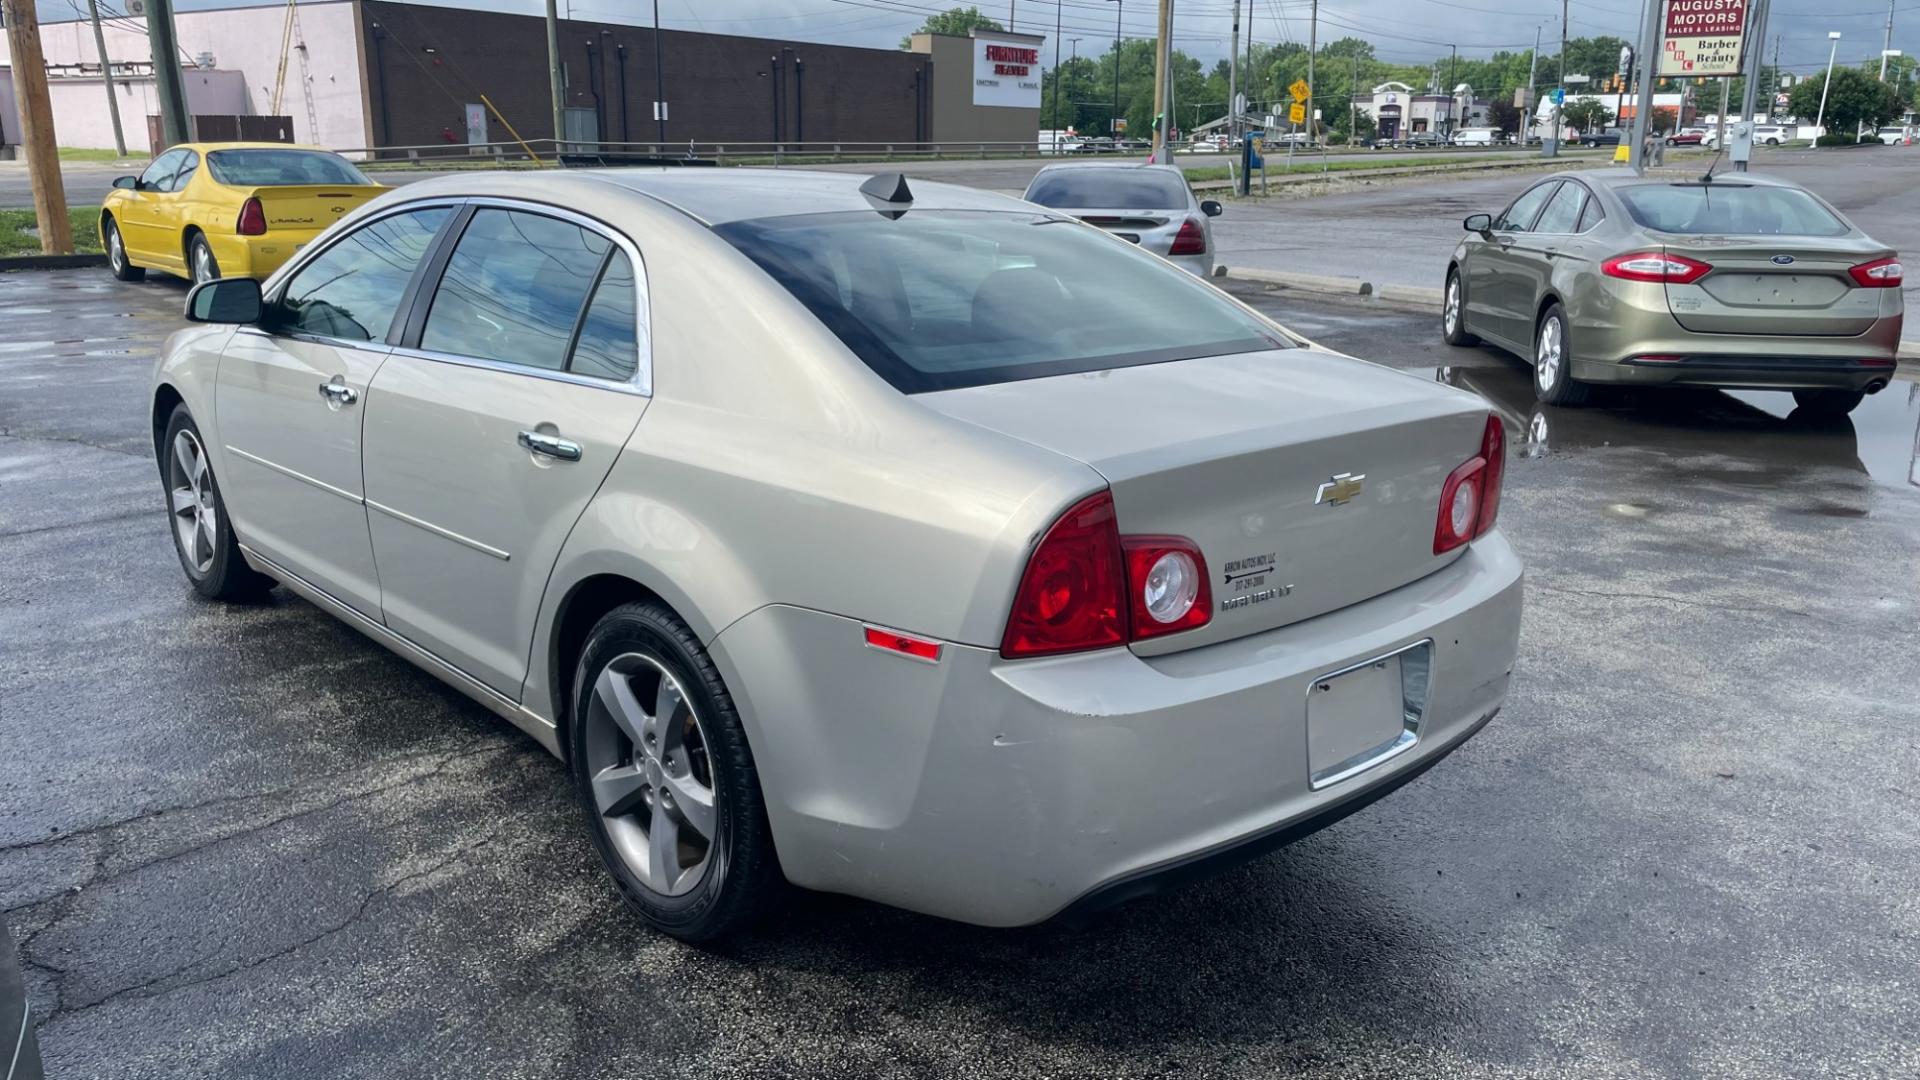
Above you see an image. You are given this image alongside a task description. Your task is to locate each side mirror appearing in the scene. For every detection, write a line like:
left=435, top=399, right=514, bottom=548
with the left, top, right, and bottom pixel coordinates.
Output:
left=1463, top=212, right=1493, bottom=233
left=112, top=175, right=138, bottom=190
left=185, top=278, right=263, bottom=324
left=1200, top=199, right=1224, bottom=218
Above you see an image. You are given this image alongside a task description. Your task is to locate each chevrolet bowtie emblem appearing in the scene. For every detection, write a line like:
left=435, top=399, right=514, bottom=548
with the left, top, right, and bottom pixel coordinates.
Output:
left=1315, top=472, right=1365, bottom=506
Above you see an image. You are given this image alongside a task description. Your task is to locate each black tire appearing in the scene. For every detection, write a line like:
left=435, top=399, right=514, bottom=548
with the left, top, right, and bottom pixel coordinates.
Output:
left=1665, top=137, right=1677, bottom=146
left=1765, top=138, right=1780, bottom=147
left=188, top=232, right=220, bottom=285
left=1532, top=303, right=1591, bottom=407
left=1791, top=389, right=1866, bottom=417
left=570, top=602, right=780, bottom=943
left=104, top=216, right=144, bottom=282
left=161, top=404, right=274, bottom=601
left=1442, top=268, right=1478, bottom=347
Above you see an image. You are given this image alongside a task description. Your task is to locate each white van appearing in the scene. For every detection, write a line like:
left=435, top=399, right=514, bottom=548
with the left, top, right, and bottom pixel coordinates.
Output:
left=1451, top=127, right=1502, bottom=146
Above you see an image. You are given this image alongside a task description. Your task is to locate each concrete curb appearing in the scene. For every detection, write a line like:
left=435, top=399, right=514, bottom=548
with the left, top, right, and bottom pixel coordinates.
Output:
left=1191, top=153, right=1608, bottom=194
left=1224, top=266, right=1441, bottom=312
left=0, top=253, right=107, bottom=270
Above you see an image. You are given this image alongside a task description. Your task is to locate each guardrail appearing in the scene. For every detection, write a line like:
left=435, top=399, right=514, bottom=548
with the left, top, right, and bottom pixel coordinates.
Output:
left=339, top=138, right=1128, bottom=167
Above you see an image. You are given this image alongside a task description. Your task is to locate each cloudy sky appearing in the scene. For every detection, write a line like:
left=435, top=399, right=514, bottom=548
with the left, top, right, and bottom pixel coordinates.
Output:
left=30, top=0, right=1917, bottom=76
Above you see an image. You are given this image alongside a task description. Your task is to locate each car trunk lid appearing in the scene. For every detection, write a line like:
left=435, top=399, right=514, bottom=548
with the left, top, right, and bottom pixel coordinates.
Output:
left=1660, top=236, right=1891, bottom=336
left=1067, top=207, right=1182, bottom=253
left=244, top=184, right=384, bottom=235
left=919, top=349, right=1492, bottom=654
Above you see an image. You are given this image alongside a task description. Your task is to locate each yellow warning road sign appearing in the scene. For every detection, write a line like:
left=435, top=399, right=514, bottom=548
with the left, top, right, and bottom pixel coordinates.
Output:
left=1288, top=79, right=1310, bottom=103
left=1288, top=102, right=1306, bottom=124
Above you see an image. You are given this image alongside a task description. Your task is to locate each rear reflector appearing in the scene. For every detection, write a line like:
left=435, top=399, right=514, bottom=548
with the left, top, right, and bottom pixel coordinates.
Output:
left=1849, top=255, right=1903, bottom=288
left=1601, top=250, right=1711, bottom=284
left=1168, top=218, right=1208, bottom=256
left=1474, top=414, right=1504, bottom=539
left=1629, top=353, right=1684, bottom=363
left=864, top=626, right=943, bottom=663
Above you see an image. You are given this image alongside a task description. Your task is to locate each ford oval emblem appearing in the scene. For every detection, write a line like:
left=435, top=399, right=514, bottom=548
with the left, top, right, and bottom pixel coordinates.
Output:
left=1770, top=254, right=1795, bottom=265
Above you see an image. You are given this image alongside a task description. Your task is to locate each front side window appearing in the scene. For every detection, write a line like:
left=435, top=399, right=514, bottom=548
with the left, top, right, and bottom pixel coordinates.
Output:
left=1024, top=168, right=1193, bottom=210
left=164, top=151, right=199, bottom=193
left=419, top=209, right=611, bottom=371
left=1496, top=183, right=1559, bottom=233
left=278, top=206, right=453, bottom=342
left=1617, top=183, right=1851, bottom=236
left=1531, top=182, right=1586, bottom=234
left=717, top=210, right=1290, bottom=393
left=139, top=150, right=185, bottom=190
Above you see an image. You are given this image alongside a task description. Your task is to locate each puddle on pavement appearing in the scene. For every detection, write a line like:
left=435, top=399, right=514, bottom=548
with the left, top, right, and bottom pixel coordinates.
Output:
left=1432, top=363, right=1920, bottom=494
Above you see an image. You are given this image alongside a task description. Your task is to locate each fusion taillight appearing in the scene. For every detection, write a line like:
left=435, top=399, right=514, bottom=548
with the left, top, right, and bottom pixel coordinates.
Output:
left=1168, top=218, right=1208, bottom=256
left=236, top=197, right=268, bottom=236
left=1000, top=492, right=1129, bottom=658
left=1435, top=414, right=1506, bottom=554
left=1600, top=250, right=1711, bottom=284
left=1848, top=255, right=1903, bottom=288
left=1001, top=493, right=1213, bottom=658
left=1121, top=537, right=1212, bottom=640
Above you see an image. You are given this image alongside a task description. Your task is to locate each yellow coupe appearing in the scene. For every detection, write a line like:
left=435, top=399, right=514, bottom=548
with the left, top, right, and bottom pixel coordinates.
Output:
left=100, top=143, right=384, bottom=285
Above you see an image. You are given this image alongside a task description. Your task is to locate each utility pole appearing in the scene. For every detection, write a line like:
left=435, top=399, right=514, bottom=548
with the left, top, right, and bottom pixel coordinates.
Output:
left=1009, top=0, right=1015, bottom=33
left=1526, top=24, right=1540, bottom=142
left=653, top=0, right=666, bottom=144
left=1, top=0, right=74, bottom=252
left=1306, top=0, right=1317, bottom=144
left=1447, top=43, right=1457, bottom=138
left=86, top=0, right=127, bottom=157
left=546, top=0, right=566, bottom=152
left=1149, top=0, right=1172, bottom=160
left=1050, top=0, right=1063, bottom=149
left=143, top=0, right=191, bottom=146
left=1108, top=0, right=1123, bottom=140
left=1351, top=52, right=1359, bottom=143
left=1228, top=0, right=1239, bottom=149
left=1548, top=0, right=1567, bottom=157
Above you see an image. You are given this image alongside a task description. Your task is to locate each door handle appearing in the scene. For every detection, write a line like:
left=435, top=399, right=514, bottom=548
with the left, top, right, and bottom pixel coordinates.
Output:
left=317, top=381, right=359, bottom=406
left=518, top=430, right=582, bottom=462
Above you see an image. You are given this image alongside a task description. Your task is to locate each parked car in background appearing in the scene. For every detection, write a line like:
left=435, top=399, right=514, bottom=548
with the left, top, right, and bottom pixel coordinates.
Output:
left=1023, top=161, right=1223, bottom=279
left=1664, top=131, right=1704, bottom=146
left=1451, top=127, right=1501, bottom=146
left=156, top=168, right=1523, bottom=942
left=1443, top=171, right=1903, bottom=414
left=1877, top=125, right=1913, bottom=145
left=1702, top=124, right=1789, bottom=148
left=1401, top=131, right=1446, bottom=149
left=100, top=143, right=384, bottom=286
left=1577, top=128, right=1625, bottom=148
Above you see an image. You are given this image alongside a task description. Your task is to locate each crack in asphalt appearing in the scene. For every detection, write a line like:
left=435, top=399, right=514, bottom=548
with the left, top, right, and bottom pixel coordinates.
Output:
left=37, top=825, right=509, bottom=1024
left=0, top=507, right=154, bottom=539
left=0, top=429, right=150, bottom=458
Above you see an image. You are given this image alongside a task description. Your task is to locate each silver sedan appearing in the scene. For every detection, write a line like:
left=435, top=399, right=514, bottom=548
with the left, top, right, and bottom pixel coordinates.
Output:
left=154, top=168, right=1522, bottom=941
left=1021, top=160, right=1223, bottom=278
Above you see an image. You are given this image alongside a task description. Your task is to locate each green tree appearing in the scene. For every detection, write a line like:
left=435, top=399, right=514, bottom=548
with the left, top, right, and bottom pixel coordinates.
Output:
left=899, top=6, right=1002, bottom=49
left=1561, top=96, right=1614, bottom=132
left=1788, top=67, right=1902, bottom=136
left=1487, top=98, right=1522, bottom=135
left=1651, top=106, right=1677, bottom=133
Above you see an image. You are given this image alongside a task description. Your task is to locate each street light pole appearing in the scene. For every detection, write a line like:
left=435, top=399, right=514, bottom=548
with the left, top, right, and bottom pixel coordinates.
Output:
left=1049, top=0, right=1063, bottom=149
left=1108, top=0, right=1123, bottom=140
left=85, top=0, right=127, bottom=157
left=654, top=0, right=666, bottom=144
left=1447, top=43, right=1457, bottom=138
left=1813, top=30, right=1841, bottom=147
left=1548, top=0, right=1567, bottom=157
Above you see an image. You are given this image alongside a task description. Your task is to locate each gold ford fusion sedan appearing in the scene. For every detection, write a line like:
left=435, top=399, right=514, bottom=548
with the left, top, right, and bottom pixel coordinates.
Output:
left=153, top=170, right=1523, bottom=941
left=1443, top=170, right=1904, bottom=415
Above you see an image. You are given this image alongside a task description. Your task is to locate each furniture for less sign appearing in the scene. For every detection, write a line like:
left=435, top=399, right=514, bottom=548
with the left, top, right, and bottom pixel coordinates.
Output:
left=973, top=32, right=1044, bottom=109
left=1658, top=0, right=1748, bottom=77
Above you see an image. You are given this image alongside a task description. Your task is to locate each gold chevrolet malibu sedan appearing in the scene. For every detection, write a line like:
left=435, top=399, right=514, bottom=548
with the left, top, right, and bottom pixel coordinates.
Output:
left=155, top=170, right=1523, bottom=941
left=1443, top=170, right=1904, bottom=415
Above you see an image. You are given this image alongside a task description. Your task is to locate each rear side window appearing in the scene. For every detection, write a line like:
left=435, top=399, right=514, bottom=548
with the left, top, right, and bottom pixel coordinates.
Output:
left=1531, top=182, right=1586, bottom=234
left=1497, top=182, right=1558, bottom=233
left=716, top=210, right=1289, bottom=393
left=1617, top=184, right=1849, bottom=236
left=567, top=251, right=639, bottom=381
left=206, top=150, right=373, bottom=187
left=1025, top=169, right=1192, bottom=210
left=1575, top=195, right=1606, bottom=233
left=420, top=209, right=611, bottom=371
left=279, top=207, right=452, bottom=342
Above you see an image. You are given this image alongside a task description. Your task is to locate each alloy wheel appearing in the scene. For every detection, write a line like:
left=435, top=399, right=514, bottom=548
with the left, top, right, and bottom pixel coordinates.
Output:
left=108, top=224, right=125, bottom=272
left=168, top=429, right=217, bottom=575
left=1444, top=278, right=1461, bottom=337
left=1536, top=316, right=1563, bottom=392
left=192, top=241, right=214, bottom=284
left=581, top=653, right=718, bottom=897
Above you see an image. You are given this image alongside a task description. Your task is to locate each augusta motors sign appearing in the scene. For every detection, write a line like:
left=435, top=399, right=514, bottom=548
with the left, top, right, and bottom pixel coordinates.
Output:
left=972, top=32, right=1043, bottom=109
left=1658, top=0, right=1749, bottom=76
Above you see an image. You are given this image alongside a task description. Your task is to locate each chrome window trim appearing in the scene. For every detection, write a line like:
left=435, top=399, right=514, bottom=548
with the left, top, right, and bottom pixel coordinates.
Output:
left=422, top=197, right=653, bottom=396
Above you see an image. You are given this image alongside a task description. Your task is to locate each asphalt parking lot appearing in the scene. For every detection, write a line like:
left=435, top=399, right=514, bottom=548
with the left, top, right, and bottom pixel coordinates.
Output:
left=4, top=268, right=1919, bottom=1078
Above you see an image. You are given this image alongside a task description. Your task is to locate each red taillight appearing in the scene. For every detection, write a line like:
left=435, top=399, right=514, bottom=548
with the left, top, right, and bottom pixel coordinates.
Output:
left=1436, top=414, right=1506, bottom=554
left=1000, top=493, right=1213, bottom=658
left=1600, top=250, right=1711, bottom=283
left=1001, top=492, right=1129, bottom=658
left=1849, top=255, right=1903, bottom=288
left=236, top=197, right=267, bottom=236
left=1121, top=537, right=1212, bottom=640
left=1168, top=218, right=1207, bottom=256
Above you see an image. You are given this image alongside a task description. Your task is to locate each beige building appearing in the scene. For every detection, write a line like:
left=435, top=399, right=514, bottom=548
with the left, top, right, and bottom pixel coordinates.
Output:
left=910, top=30, right=1043, bottom=145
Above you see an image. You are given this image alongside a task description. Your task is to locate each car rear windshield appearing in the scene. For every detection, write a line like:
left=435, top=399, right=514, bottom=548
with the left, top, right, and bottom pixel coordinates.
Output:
left=716, top=210, right=1289, bottom=393
left=1024, top=169, right=1192, bottom=210
left=205, top=150, right=373, bottom=187
left=1616, top=183, right=1849, bottom=236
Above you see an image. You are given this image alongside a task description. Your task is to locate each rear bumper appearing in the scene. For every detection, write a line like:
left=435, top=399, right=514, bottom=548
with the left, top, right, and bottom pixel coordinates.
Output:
left=205, top=231, right=320, bottom=281
left=1574, top=352, right=1899, bottom=390
left=711, top=534, right=1524, bottom=927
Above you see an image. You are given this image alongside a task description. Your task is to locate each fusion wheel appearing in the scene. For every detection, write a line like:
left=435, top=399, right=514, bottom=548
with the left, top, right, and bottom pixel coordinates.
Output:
left=189, top=234, right=220, bottom=285
left=1442, top=269, right=1477, bottom=346
left=1532, top=303, right=1590, bottom=407
left=162, top=405, right=272, bottom=601
left=571, top=603, right=779, bottom=943
left=105, top=218, right=144, bottom=282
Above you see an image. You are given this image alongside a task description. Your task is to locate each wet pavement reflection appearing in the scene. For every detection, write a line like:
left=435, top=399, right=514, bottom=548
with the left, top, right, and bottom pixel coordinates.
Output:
left=1436, top=361, right=1920, bottom=494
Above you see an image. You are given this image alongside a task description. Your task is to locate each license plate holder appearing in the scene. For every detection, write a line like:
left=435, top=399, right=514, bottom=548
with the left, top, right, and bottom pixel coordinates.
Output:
left=1306, top=640, right=1432, bottom=790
